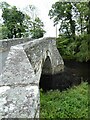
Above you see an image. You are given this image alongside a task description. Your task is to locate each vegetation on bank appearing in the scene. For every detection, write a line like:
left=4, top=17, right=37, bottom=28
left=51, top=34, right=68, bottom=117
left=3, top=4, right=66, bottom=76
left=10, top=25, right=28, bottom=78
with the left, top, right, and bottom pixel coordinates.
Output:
left=40, top=82, right=88, bottom=118
left=56, top=34, right=90, bottom=62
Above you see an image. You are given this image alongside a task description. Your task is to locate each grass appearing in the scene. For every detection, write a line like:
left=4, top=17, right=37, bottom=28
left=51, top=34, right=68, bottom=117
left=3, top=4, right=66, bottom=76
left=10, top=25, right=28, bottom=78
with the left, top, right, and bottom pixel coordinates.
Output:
left=40, top=82, right=88, bottom=119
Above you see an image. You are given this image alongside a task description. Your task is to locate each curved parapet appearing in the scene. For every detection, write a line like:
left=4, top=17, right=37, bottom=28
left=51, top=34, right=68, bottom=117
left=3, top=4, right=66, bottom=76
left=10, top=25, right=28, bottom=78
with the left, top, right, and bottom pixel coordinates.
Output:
left=0, top=37, right=64, bottom=118
left=24, top=37, right=64, bottom=75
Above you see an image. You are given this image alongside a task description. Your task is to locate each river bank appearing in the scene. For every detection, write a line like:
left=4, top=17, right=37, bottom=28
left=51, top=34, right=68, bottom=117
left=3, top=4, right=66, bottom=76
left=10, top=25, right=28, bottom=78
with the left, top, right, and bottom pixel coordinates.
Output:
left=40, top=82, right=88, bottom=118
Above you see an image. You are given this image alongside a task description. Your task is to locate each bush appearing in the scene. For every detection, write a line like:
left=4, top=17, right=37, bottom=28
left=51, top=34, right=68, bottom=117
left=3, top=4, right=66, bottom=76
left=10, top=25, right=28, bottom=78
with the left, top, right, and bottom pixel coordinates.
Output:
left=56, top=34, right=90, bottom=62
left=76, top=34, right=90, bottom=62
left=40, top=82, right=88, bottom=118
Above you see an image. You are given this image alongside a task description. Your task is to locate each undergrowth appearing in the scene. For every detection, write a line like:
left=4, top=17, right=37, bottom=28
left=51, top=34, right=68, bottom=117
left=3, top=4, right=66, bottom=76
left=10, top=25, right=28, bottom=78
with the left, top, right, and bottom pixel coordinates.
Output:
left=40, top=82, right=88, bottom=119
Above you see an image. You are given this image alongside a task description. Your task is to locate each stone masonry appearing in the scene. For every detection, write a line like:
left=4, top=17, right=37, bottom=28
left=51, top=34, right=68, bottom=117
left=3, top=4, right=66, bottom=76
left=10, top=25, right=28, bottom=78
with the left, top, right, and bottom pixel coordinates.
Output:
left=0, top=37, right=64, bottom=119
left=0, top=38, right=31, bottom=52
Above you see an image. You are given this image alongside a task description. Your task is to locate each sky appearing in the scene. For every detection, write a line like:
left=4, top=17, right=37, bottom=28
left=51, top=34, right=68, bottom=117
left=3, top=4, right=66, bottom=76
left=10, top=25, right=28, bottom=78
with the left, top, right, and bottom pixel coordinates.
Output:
left=0, top=0, right=59, bottom=37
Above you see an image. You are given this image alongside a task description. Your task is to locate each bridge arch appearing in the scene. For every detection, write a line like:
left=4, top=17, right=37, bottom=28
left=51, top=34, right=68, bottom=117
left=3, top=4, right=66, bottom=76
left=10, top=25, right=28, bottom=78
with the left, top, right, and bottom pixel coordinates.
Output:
left=40, top=55, right=52, bottom=91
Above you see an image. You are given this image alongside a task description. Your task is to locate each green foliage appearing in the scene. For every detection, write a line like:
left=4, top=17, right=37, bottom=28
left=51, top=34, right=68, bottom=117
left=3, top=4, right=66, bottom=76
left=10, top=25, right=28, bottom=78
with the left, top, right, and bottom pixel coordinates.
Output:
left=40, top=82, right=88, bottom=118
left=49, top=1, right=90, bottom=62
left=23, top=5, right=45, bottom=38
left=30, top=17, right=45, bottom=39
left=49, top=2, right=76, bottom=38
left=0, top=2, right=45, bottom=39
left=0, top=1, right=10, bottom=9
left=49, top=2, right=90, bottom=35
left=1, top=24, right=9, bottom=39
left=56, top=34, right=90, bottom=62
left=76, top=34, right=90, bottom=62
left=56, top=35, right=78, bottom=60
left=1, top=3, right=26, bottom=38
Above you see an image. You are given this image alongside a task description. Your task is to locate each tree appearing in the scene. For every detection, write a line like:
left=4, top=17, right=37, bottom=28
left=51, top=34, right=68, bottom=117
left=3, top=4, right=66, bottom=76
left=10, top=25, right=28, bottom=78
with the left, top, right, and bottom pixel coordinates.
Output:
left=0, top=1, right=10, bottom=9
left=75, top=2, right=90, bottom=35
left=0, top=24, right=9, bottom=39
left=0, top=2, right=45, bottom=39
left=49, top=2, right=76, bottom=39
left=30, top=17, right=45, bottom=39
left=1, top=2, right=27, bottom=38
left=23, top=5, right=45, bottom=38
left=49, top=1, right=90, bottom=62
left=86, top=1, right=90, bottom=34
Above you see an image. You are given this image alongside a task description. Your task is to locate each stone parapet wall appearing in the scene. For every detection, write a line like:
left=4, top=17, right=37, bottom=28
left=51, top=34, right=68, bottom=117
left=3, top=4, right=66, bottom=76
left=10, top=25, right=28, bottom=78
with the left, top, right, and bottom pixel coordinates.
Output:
left=0, top=37, right=64, bottom=118
left=0, top=38, right=31, bottom=52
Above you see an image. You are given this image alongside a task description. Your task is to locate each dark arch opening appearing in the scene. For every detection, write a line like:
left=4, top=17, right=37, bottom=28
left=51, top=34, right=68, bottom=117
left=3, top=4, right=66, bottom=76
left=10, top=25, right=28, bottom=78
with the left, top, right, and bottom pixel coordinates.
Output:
left=39, top=56, right=52, bottom=91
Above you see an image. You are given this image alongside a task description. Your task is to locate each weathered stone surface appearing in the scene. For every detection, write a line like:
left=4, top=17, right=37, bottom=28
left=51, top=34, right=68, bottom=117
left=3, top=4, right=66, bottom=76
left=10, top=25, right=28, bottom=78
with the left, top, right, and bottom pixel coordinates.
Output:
left=0, top=38, right=31, bottom=52
left=0, top=37, right=64, bottom=118
left=0, top=85, right=39, bottom=118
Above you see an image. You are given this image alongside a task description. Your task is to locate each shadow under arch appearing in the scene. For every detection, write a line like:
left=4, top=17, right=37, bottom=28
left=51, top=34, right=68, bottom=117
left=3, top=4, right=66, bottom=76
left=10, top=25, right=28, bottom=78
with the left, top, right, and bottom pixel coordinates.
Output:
left=39, top=56, right=52, bottom=91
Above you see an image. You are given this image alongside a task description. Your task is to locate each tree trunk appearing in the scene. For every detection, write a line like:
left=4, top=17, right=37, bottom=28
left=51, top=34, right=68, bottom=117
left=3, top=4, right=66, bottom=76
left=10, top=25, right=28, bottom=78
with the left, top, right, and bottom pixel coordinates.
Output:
left=87, top=1, right=90, bottom=34
left=68, top=3, right=75, bottom=40
left=80, top=13, right=83, bottom=34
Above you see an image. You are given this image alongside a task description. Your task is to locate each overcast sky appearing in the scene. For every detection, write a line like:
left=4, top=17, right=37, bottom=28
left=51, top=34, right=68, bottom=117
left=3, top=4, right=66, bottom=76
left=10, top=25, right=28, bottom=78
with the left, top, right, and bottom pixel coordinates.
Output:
left=0, top=0, right=59, bottom=37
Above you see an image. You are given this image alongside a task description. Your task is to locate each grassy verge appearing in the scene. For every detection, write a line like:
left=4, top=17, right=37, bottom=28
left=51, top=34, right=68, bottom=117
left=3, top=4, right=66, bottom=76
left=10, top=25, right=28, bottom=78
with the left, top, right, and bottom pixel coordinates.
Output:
left=40, top=82, right=88, bottom=118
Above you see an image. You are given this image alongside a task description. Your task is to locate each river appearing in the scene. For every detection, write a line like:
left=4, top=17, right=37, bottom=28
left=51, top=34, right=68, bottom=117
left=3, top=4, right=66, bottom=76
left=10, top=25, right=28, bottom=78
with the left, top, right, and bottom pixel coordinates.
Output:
left=40, top=59, right=89, bottom=91
left=64, top=59, right=89, bottom=82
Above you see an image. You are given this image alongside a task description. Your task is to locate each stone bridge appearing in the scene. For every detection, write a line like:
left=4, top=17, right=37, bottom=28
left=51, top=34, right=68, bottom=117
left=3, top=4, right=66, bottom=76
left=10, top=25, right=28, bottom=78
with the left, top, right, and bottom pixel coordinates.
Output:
left=0, top=37, right=64, bottom=119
